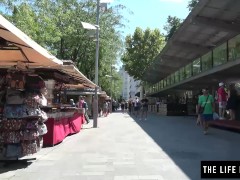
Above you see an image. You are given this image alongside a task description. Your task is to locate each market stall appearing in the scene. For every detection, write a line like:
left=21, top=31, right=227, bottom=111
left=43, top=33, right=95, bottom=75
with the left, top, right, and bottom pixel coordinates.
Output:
left=0, top=14, right=63, bottom=161
left=0, top=71, right=51, bottom=160
left=0, top=15, right=94, bottom=161
left=39, top=76, right=87, bottom=147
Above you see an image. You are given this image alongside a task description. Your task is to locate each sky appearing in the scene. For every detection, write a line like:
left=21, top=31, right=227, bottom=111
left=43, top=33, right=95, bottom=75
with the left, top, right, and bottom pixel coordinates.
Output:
left=111, top=0, right=191, bottom=38
left=110, top=0, right=191, bottom=68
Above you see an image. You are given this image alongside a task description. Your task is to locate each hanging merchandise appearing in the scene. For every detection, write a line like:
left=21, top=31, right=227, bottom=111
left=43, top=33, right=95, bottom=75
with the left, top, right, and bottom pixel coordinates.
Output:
left=21, top=141, right=38, bottom=156
left=37, top=123, right=48, bottom=136
left=6, top=72, right=26, bottom=90
left=6, top=89, right=25, bottom=105
left=0, top=70, right=49, bottom=160
left=3, top=105, right=26, bottom=119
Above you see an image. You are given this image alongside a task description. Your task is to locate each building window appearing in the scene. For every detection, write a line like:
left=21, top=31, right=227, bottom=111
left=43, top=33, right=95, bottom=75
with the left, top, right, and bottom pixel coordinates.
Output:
left=228, top=34, right=240, bottom=61
left=166, top=76, right=171, bottom=86
left=201, top=52, right=212, bottom=72
left=157, top=82, right=160, bottom=91
left=185, top=63, right=192, bottom=78
left=193, top=58, right=201, bottom=75
left=171, top=74, right=175, bottom=84
left=163, top=79, right=167, bottom=87
left=179, top=67, right=185, bottom=81
left=213, top=43, right=227, bottom=66
left=160, top=80, right=163, bottom=89
left=174, top=71, right=179, bottom=83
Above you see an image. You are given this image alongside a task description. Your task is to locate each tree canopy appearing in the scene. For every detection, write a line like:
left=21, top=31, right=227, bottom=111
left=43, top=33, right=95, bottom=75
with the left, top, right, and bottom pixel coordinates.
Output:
left=0, top=0, right=126, bottom=97
left=121, top=27, right=165, bottom=81
left=163, top=16, right=182, bottom=41
left=187, top=0, right=199, bottom=11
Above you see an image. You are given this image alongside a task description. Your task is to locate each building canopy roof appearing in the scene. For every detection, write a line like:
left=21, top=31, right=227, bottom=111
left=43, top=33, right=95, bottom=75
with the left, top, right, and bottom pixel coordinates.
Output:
left=144, top=0, right=240, bottom=83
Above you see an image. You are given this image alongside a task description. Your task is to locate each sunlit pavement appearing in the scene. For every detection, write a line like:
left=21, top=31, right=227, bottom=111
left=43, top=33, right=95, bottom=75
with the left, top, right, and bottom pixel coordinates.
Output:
left=1, top=111, right=240, bottom=180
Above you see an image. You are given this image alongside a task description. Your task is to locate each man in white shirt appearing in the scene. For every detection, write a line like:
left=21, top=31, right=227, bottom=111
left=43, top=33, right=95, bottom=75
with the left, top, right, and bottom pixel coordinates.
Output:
left=134, top=97, right=140, bottom=118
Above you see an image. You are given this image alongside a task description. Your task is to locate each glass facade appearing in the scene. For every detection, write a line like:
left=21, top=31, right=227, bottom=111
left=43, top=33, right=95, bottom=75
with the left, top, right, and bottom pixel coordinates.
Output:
left=193, top=58, right=201, bottom=75
left=213, top=43, right=227, bottom=66
left=163, top=79, right=167, bottom=87
left=179, top=67, right=185, bottom=81
left=201, top=52, right=212, bottom=72
left=146, top=34, right=240, bottom=95
left=171, top=74, right=175, bottom=85
left=174, top=71, right=179, bottom=83
left=185, top=63, right=192, bottom=78
left=160, top=80, right=163, bottom=89
left=166, top=76, right=171, bottom=86
left=228, top=34, right=240, bottom=61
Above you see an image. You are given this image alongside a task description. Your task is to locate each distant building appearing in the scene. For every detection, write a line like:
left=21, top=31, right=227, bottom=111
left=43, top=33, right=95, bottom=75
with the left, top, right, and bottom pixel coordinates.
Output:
left=119, top=66, right=140, bottom=100
left=129, top=76, right=141, bottom=99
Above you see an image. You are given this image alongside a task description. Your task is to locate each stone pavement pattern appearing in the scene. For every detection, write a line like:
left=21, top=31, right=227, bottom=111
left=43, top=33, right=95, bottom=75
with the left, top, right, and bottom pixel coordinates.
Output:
left=1, top=112, right=240, bottom=180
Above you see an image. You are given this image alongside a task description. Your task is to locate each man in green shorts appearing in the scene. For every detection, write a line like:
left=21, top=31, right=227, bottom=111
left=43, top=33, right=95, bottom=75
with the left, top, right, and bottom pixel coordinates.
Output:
left=197, top=88, right=215, bottom=135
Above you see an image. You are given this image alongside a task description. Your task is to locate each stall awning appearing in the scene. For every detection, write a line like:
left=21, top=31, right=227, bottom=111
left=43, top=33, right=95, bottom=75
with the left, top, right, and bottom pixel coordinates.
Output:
left=66, top=90, right=105, bottom=96
left=64, top=84, right=86, bottom=89
left=0, top=14, right=63, bottom=68
left=59, top=65, right=96, bottom=88
left=0, top=15, right=96, bottom=89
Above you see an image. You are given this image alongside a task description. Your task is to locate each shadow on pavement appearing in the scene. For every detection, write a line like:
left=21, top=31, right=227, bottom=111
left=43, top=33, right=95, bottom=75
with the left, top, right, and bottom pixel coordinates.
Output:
left=128, top=112, right=240, bottom=180
left=0, top=160, right=33, bottom=174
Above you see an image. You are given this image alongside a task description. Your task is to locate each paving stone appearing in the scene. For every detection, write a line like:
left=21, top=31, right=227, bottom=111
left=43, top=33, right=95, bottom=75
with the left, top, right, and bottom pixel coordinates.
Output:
left=1, top=112, right=240, bottom=180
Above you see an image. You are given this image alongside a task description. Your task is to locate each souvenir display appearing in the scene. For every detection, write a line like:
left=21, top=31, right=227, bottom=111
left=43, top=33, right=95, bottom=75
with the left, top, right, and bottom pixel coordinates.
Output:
left=0, top=71, right=48, bottom=159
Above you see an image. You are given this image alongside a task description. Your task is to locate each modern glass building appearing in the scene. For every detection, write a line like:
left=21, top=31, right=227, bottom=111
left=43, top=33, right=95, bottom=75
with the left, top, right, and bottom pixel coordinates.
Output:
left=143, top=0, right=240, bottom=117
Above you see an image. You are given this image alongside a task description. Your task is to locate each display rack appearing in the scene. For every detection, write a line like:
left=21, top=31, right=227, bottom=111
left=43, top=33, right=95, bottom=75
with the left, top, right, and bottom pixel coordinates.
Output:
left=0, top=70, right=48, bottom=165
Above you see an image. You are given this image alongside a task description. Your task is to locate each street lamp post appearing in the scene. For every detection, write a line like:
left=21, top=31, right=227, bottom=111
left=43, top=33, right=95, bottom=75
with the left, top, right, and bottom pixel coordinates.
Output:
left=81, top=0, right=113, bottom=127
left=93, top=0, right=100, bottom=128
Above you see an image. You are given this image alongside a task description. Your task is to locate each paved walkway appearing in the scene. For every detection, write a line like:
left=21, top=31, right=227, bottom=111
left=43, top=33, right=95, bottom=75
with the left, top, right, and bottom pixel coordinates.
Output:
left=1, top=112, right=240, bottom=180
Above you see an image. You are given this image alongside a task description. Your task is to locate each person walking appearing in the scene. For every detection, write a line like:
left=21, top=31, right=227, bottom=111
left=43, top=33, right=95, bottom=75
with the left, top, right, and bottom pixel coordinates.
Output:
left=103, top=101, right=109, bottom=117
left=141, top=96, right=149, bottom=120
left=133, top=97, right=140, bottom=118
left=227, top=84, right=238, bottom=120
left=120, top=100, right=125, bottom=113
left=217, top=82, right=228, bottom=120
left=128, top=100, right=132, bottom=115
left=124, top=101, right=128, bottom=113
left=78, top=96, right=84, bottom=108
left=78, top=96, right=90, bottom=124
left=197, top=88, right=215, bottom=135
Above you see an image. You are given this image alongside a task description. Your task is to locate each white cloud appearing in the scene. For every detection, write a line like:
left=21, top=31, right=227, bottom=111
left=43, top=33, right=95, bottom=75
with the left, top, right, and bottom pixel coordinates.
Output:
left=159, top=0, right=184, bottom=3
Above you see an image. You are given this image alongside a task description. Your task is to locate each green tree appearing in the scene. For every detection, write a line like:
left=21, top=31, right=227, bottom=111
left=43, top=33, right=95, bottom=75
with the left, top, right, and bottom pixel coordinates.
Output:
left=0, top=0, right=126, bottom=91
left=187, top=0, right=199, bottom=11
left=163, top=16, right=182, bottom=41
left=121, top=27, right=165, bottom=80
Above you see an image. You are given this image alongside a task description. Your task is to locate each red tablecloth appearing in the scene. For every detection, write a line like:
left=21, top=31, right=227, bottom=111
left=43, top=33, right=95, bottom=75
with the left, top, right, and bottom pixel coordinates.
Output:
left=43, top=113, right=85, bottom=146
